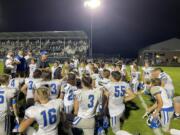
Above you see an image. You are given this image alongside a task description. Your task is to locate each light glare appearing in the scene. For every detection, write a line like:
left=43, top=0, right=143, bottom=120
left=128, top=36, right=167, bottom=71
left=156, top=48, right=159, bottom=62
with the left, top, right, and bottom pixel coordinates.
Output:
left=84, top=0, right=101, bottom=9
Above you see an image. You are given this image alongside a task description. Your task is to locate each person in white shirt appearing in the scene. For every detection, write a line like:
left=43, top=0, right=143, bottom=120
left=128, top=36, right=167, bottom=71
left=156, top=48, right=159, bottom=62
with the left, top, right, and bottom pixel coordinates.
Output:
left=19, top=86, right=63, bottom=135
left=142, top=62, right=154, bottom=83
left=147, top=78, right=174, bottom=133
left=21, top=69, right=42, bottom=107
left=130, top=65, right=141, bottom=93
left=151, top=68, right=174, bottom=99
left=60, top=72, right=77, bottom=114
left=103, top=71, right=135, bottom=135
left=8, top=76, right=24, bottom=90
left=73, top=75, right=102, bottom=135
left=51, top=61, right=60, bottom=79
left=0, top=74, right=18, bottom=135
left=35, top=72, right=62, bottom=100
left=29, top=58, right=37, bottom=78
left=5, top=51, right=19, bottom=78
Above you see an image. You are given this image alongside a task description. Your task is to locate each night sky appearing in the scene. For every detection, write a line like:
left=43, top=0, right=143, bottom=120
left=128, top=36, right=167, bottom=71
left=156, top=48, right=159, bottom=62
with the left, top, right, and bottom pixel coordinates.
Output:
left=0, top=0, right=180, bottom=57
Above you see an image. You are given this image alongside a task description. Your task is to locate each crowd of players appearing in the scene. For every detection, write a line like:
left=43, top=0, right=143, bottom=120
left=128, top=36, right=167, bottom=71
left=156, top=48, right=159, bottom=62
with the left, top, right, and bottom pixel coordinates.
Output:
left=0, top=51, right=180, bottom=135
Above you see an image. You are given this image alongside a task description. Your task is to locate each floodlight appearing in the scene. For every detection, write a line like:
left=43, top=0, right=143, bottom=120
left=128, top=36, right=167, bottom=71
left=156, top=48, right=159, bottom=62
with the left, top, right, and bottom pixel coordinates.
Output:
left=84, top=0, right=101, bottom=9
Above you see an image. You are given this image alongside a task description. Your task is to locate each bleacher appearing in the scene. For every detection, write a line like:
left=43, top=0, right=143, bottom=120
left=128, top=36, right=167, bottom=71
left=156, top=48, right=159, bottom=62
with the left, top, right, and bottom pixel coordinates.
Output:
left=0, top=31, right=89, bottom=59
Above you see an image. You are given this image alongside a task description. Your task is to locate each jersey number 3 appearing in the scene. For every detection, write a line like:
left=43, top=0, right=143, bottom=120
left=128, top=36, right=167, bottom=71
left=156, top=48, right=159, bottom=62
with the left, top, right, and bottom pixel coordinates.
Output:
left=88, top=95, right=94, bottom=108
left=41, top=108, right=57, bottom=127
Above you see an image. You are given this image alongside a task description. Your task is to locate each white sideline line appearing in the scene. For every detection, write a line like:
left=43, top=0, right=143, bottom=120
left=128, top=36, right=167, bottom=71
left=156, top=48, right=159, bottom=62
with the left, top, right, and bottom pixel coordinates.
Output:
left=137, top=95, right=163, bottom=135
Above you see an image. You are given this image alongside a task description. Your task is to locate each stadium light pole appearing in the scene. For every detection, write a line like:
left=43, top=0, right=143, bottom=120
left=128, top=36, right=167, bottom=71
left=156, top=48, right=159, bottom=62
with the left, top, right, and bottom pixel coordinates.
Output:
left=84, top=0, right=101, bottom=58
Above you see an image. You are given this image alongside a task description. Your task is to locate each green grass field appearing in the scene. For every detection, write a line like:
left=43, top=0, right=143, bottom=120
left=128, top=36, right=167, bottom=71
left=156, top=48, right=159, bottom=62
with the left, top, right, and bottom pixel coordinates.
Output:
left=0, top=62, right=179, bottom=135
left=111, top=67, right=180, bottom=135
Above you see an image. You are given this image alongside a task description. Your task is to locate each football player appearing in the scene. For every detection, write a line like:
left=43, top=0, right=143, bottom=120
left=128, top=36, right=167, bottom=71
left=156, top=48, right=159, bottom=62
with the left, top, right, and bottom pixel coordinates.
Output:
left=73, top=75, right=102, bottom=135
left=103, top=71, right=135, bottom=135
left=21, top=69, right=42, bottom=107
left=19, top=86, right=63, bottom=135
left=130, top=65, right=141, bottom=93
left=60, top=72, right=77, bottom=114
left=151, top=68, right=174, bottom=99
left=0, top=74, right=19, bottom=135
left=147, top=78, right=174, bottom=133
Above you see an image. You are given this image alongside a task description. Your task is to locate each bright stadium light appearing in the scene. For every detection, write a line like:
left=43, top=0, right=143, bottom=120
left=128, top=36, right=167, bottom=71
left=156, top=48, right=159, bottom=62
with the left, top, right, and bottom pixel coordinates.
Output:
left=84, top=0, right=101, bottom=9
left=84, top=0, right=101, bottom=57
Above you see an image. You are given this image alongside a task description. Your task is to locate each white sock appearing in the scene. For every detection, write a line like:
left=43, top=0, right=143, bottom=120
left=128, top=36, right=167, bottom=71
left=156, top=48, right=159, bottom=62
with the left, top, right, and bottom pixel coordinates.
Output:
left=170, top=129, right=180, bottom=135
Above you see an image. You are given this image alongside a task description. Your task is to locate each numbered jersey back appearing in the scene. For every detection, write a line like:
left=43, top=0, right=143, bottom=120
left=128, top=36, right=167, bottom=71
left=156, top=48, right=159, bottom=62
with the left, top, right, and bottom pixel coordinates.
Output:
left=0, top=88, right=7, bottom=119
left=76, top=89, right=102, bottom=119
left=8, top=78, right=24, bottom=90
left=25, top=78, right=42, bottom=99
left=48, top=80, right=61, bottom=100
left=104, top=82, right=129, bottom=117
left=63, top=83, right=77, bottom=106
left=25, top=99, right=63, bottom=135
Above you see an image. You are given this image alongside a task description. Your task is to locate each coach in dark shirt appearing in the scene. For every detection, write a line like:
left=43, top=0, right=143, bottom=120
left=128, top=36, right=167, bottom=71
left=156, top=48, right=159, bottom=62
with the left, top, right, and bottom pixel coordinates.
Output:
left=15, top=50, right=28, bottom=77
left=37, top=51, right=50, bottom=71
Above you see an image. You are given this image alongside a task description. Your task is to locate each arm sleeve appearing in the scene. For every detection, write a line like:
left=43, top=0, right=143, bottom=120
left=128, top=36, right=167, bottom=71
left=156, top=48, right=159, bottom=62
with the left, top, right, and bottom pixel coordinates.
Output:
left=24, top=106, right=36, bottom=119
left=150, top=87, right=161, bottom=96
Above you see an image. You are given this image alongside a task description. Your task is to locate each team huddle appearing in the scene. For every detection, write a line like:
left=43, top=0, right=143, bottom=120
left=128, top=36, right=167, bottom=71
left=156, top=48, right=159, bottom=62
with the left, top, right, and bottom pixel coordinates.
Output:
left=0, top=57, right=180, bottom=135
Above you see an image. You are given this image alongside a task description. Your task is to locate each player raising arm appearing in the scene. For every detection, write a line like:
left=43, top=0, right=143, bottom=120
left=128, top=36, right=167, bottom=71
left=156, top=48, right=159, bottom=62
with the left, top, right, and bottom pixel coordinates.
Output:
left=19, top=86, right=63, bottom=135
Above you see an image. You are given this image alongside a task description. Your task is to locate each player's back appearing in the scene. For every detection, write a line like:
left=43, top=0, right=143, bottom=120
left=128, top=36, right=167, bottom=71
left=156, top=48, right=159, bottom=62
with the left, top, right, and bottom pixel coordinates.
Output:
left=25, top=78, right=42, bottom=99
left=63, top=83, right=77, bottom=106
left=0, top=86, right=16, bottom=120
left=9, top=77, right=24, bottom=90
left=35, top=80, right=61, bottom=100
left=105, top=81, right=129, bottom=116
left=76, top=89, right=102, bottom=119
left=25, top=99, right=63, bottom=135
left=48, top=80, right=62, bottom=99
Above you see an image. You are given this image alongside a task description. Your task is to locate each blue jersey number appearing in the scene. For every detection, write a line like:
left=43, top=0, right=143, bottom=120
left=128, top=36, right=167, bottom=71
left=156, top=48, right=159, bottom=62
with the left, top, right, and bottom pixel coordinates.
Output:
left=68, top=89, right=74, bottom=101
left=41, top=108, right=57, bottom=127
left=0, top=91, right=4, bottom=104
left=29, top=81, right=33, bottom=90
left=114, top=86, right=126, bottom=97
left=88, top=95, right=94, bottom=108
left=11, top=79, right=15, bottom=87
left=50, top=84, right=57, bottom=94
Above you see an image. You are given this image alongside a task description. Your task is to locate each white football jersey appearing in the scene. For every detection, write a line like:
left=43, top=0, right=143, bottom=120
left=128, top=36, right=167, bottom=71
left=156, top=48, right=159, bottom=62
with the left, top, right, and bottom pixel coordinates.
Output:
left=142, top=67, right=153, bottom=80
left=48, top=80, right=62, bottom=99
left=8, top=77, right=24, bottom=90
left=0, top=86, right=17, bottom=121
left=76, top=89, right=102, bottom=119
left=104, top=81, right=130, bottom=117
left=25, top=78, right=42, bottom=99
left=35, top=80, right=62, bottom=100
left=25, top=99, right=63, bottom=135
left=131, top=71, right=140, bottom=83
left=61, top=83, right=77, bottom=106
left=159, top=72, right=174, bottom=91
left=98, top=78, right=110, bottom=86
left=91, top=73, right=102, bottom=88
left=29, top=64, right=37, bottom=78
left=150, top=86, right=173, bottom=109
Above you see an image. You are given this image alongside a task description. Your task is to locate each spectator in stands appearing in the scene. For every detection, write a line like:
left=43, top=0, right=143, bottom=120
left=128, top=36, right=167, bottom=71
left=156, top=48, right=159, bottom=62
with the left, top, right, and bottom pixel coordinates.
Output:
left=4, top=50, right=18, bottom=78
left=37, top=51, right=50, bottom=71
left=15, top=50, right=28, bottom=77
